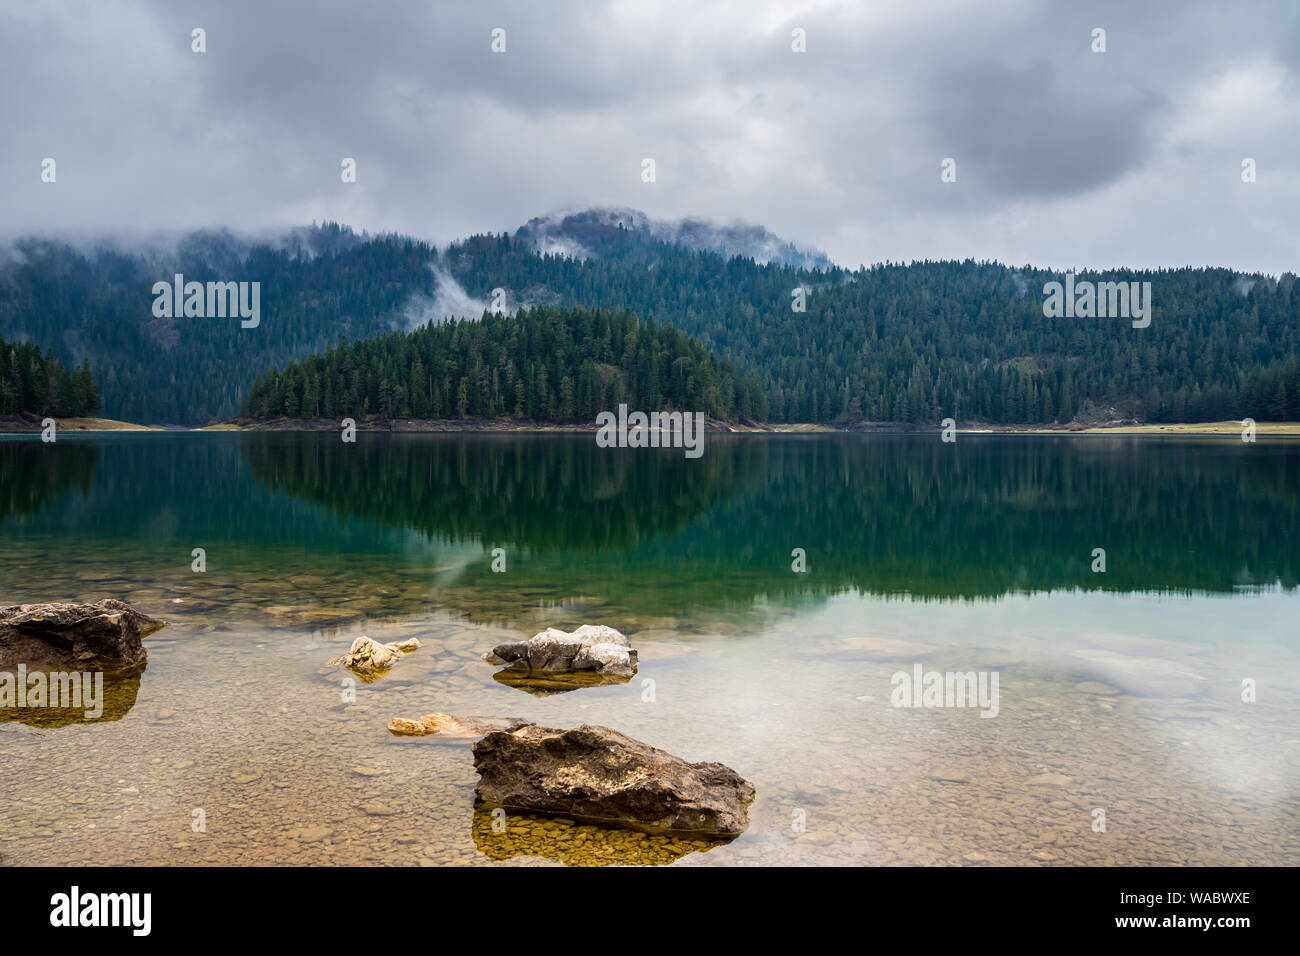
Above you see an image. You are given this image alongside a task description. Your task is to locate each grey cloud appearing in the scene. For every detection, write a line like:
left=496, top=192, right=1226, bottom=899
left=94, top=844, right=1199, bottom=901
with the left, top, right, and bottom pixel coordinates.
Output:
left=1, top=0, right=1298, bottom=274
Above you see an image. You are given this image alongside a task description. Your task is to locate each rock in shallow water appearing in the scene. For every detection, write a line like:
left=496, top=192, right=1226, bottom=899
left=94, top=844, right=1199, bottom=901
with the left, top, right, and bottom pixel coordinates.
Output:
left=472, top=723, right=755, bottom=838
left=485, top=625, right=637, bottom=693
left=1068, top=649, right=1207, bottom=698
left=0, top=599, right=164, bottom=674
left=262, top=605, right=365, bottom=629
left=328, top=636, right=421, bottom=681
left=471, top=806, right=720, bottom=866
left=387, top=713, right=527, bottom=739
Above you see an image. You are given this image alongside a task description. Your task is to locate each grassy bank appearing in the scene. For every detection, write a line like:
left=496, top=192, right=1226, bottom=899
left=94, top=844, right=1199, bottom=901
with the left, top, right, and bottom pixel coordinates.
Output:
left=0, top=415, right=159, bottom=432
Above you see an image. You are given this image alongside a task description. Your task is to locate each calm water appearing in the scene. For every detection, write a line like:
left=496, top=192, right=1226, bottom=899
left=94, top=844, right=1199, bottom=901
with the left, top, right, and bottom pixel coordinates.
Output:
left=1, top=432, right=1297, bottom=866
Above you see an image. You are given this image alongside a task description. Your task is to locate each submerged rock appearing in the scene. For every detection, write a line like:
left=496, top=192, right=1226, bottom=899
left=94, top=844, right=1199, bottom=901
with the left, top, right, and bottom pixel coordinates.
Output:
left=329, top=636, right=421, bottom=680
left=471, top=805, right=723, bottom=867
left=485, top=625, right=637, bottom=693
left=387, top=713, right=527, bottom=739
left=0, top=672, right=142, bottom=728
left=490, top=668, right=631, bottom=697
left=472, top=723, right=754, bottom=838
left=263, top=605, right=365, bottom=629
left=823, top=636, right=935, bottom=661
left=1068, top=649, right=1208, bottom=698
left=0, top=599, right=164, bottom=675
left=1074, top=680, right=1121, bottom=696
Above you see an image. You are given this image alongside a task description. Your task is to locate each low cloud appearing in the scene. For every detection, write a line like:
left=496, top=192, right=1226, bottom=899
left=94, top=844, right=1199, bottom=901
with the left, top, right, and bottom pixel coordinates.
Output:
left=1, top=1, right=1298, bottom=273
left=400, top=265, right=494, bottom=330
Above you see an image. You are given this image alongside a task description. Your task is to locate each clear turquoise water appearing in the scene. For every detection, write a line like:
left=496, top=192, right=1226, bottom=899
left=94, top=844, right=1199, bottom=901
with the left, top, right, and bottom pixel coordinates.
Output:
left=0, top=432, right=1296, bottom=865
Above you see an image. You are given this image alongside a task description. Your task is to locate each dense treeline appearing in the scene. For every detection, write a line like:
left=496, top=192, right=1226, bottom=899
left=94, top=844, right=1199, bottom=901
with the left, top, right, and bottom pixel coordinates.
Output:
left=5, top=220, right=1300, bottom=424
left=240, top=306, right=766, bottom=421
left=445, top=230, right=1300, bottom=424
left=0, top=224, right=435, bottom=424
left=0, top=333, right=100, bottom=417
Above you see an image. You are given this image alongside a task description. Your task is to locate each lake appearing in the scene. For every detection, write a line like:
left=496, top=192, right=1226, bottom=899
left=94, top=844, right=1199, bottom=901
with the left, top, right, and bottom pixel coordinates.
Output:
left=1, top=432, right=1297, bottom=866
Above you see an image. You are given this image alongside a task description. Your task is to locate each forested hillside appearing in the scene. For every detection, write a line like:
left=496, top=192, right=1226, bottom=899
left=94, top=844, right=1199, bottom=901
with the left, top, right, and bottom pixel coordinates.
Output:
left=0, top=224, right=435, bottom=424
left=0, top=333, right=100, bottom=418
left=3, top=219, right=1299, bottom=425
left=240, top=306, right=765, bottom=422
left=442, top=231, right=1300, bottom=425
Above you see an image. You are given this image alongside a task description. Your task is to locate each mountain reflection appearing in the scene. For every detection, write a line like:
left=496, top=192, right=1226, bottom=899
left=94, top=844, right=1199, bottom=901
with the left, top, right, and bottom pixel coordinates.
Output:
left=1, top=434, right=1296, bottom=618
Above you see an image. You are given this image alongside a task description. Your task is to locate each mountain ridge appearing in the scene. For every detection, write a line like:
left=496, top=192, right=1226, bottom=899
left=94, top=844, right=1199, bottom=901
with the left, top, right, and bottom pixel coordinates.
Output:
left=1, top=221, right=1297, bottom=426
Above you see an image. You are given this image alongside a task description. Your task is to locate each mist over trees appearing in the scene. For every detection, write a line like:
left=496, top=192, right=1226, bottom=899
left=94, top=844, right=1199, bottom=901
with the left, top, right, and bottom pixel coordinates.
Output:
left=3, top=221, right=1299, bottom=425
left=0, top=225, right=434, bottom=424
left=441, top=232, right=1300, bottom=425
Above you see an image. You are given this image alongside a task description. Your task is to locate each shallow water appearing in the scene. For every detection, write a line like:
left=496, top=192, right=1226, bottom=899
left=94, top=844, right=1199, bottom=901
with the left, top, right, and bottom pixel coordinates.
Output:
left=1, top=432, right=1297, bottom=866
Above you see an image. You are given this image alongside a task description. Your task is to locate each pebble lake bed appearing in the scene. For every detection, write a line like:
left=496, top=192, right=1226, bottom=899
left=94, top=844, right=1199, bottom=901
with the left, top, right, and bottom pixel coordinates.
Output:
left=1, top=432, right=1297, bottom=866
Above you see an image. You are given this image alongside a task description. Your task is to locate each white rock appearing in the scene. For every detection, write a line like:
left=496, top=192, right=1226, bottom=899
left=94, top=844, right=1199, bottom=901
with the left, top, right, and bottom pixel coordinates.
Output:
left=486, top=625, right=637, bottom=677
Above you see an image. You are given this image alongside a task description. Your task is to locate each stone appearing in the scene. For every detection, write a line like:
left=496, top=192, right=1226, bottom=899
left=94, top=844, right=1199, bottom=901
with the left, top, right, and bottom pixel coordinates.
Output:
left=328, top=636, right=421, bottom=681
left=1025, top=773, right=1073, bottom=787
left=289, top=826, right=333, bottom=843
left=930, top=769, right=970, bottom=784
left=387, top=713, right=527, bottom=739
left=824, top=637, right=934, bottom=661
left=472, top=723, right=754, bottom=838
left=471, top=806, right=709, bottom=866
left=484, top=625, right=637, bottom=693
left=262, top=606, right=364, bottom=629
left=1075, top=681, right=1121, bottom=696
left=487, top=624, right=637, bottom=675
left=0, top=599, right=164, bottom=674
left=1069, top=649, right=1208, bottom=698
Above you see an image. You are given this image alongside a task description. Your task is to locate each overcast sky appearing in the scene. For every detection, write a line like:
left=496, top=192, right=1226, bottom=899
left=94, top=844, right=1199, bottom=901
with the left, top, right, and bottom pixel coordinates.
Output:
left=3, top=0, right=1298, bottom=273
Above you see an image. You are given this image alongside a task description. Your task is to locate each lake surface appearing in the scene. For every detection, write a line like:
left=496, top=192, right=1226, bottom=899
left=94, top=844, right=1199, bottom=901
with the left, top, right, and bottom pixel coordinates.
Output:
left=1, top=432, right=1297, bottom=866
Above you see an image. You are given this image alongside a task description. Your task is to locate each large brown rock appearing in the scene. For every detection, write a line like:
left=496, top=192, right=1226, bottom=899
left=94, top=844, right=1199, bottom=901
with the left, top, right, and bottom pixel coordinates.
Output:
left=0, top=600, right=163, bottom=674
left=472, top=723, right=755, bottom=838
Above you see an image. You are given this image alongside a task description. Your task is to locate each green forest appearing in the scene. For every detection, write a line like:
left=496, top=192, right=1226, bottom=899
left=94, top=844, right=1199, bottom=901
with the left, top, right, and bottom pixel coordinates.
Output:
left=3, top=221, right=1299, bottom=425
left=239, top=306, right=765, bottom=421
left=441, top=231, right=1300, bottom=425
left=0, top=225, right=433, bottom=424
left=0, top=333, right=100, bottom=418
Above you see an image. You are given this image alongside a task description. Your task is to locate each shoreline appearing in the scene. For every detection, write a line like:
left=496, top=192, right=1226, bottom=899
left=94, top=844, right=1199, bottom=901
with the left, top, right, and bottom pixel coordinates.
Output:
left=2, top=414, right=1298, bottom=436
